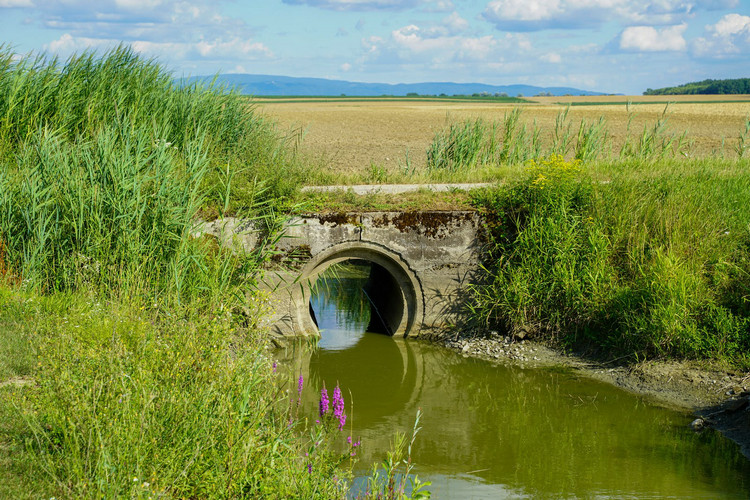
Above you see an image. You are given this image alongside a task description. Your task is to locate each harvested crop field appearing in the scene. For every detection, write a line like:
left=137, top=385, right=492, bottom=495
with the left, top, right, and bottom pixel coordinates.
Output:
left=257, top=96, right=750, bottom=175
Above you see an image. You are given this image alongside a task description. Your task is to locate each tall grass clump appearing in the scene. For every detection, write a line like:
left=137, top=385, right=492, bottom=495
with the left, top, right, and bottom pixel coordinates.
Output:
left=0, top=45, right=304, bottom=215
left=0, top=47, right=353, bottom=498
left=736, top=116, right=750, bottom=158
left=471, top=156, right=750, bottom=367
left=426, top=109, right=544, bottom=173
left=0, top=45, right=305, bottom=297
left=426, top=104, right=706, bottom=176
left=618, top=103, right=690, bottom=160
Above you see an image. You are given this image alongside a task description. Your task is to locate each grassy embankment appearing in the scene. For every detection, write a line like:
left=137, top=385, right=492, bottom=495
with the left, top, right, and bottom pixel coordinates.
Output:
left=409, top=108, right=750, bottom=368
left=0, top=47, right=427, bottom=499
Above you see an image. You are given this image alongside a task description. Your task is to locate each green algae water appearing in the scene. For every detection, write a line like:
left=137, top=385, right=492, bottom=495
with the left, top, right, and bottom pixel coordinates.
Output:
left=279, top=263, right=750, bottom=499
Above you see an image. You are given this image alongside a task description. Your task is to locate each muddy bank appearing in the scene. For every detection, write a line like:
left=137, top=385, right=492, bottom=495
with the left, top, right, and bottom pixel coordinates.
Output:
left=441, top=331, right=750, bottom=459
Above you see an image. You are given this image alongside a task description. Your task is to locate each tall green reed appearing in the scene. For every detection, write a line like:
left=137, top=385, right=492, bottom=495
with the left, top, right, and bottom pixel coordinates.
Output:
left=736, top=116, right=750, bottom=158
left=426, top=109, right=544, bottom=172
left=425, top=104, right=728, bottom=173
left=0, top=45, right=300, bottom=299
left=618, top=103, right=690, bottom=160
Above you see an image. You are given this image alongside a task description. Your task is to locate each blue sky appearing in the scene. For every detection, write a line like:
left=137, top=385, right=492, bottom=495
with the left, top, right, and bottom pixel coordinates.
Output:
left=1, top=0, right=749, bottom=94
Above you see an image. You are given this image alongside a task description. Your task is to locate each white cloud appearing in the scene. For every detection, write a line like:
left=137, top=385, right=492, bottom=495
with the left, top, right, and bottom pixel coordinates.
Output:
left=486, top=0, right=560, bottom=22
left=193, top=39, right=273, bottom=59
left=0, top=0, right=33, bottom=6
left=114, top=0, right=164, bottom=10
left=281, top=0, right=455, bottom=11
left=541, top=52, right=562, bottom=63
left=442, top=12, right=469, bottom=34
left=340, top=62, right=352, bottom=71
left=362, top=22, right=532, bottom=69
left=281, top=0, right=421, bottom=11
left=619, top=24, right=687, bottom=51
left=710, top=12, right=750, bottom=36
left=45, top=33, right=113, bottom=53
left=692, top=13, right=750, bottom=58
left=482, top=0, right=724, bottom=31
left=414, top=11, right=470, bottom=37
left=423, top=0, right=453, bottom=11
left=29, top=0, right=275, bottom=73
left=46, top=33, right=273, bottom=63
left=483, top=0, right=615, bottom=30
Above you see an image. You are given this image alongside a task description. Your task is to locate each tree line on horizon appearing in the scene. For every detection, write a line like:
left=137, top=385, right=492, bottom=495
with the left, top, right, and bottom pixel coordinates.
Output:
left=644, top=78, right=750, bottom=95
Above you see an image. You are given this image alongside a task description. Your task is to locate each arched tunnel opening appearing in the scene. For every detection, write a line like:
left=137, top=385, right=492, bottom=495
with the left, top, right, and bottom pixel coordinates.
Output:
left=297, top=242, right=423, bottom=339
left=363, top=261, right=404, bottom=335
left=309, top=259, right=406, bottom=346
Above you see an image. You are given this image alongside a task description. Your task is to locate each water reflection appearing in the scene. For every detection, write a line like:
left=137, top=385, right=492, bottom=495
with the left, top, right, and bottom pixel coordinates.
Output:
left=280, top=263, right=750, bottom=499
left=311, top=261, right=372, bottom=350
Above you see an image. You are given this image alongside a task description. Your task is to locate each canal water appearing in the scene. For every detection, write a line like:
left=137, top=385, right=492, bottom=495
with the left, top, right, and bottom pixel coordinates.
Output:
left=278, top=262, right=750, bottom=499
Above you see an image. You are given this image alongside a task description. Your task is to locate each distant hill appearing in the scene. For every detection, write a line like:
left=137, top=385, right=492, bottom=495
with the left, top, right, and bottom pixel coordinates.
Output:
left=186, top=74, right=607, bottom=97
left=644, top=78, right=750, bottom=95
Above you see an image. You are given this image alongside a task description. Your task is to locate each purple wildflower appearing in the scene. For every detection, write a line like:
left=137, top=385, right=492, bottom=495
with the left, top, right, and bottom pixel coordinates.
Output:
left=272, top=362, right=277, bottom=373
left=319, top=385, right=329, bottom=417
left=332, top=384, right=344, bottom=418
left=346, top=436, right=352, bottom=445
left=307, top=463, right=312, bottom=474
left=297, top=373, right=304, bottom=395
left=332, top=384, right=346, bottom=430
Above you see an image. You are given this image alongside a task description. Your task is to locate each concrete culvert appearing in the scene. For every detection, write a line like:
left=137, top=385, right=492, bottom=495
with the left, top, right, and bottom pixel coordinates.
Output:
left=296, top=242, right=423, bottom=338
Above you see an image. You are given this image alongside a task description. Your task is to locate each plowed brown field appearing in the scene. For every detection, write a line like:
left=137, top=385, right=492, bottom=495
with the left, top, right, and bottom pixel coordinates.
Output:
left=257, top=96, right=750, bottom=175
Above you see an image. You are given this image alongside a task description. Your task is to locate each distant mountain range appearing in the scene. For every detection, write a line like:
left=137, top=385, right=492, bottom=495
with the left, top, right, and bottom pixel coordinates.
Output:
left=186, top=74, right=607, bottom=97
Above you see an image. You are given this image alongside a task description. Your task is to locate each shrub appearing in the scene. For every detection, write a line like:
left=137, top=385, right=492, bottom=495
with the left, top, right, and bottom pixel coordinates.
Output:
left=471, top=157, right=750, bottom=366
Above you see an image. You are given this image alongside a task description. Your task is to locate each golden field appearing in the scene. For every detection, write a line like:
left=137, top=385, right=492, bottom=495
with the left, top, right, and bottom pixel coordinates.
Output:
left=257, top=95, right=750, bottom=176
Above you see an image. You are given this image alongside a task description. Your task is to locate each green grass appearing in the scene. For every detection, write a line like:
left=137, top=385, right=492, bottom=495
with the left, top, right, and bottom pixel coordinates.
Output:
left=424, top=106, right=701, bottom=174
left=299, top=188, right=475, bottom=213
left=0, top=290, right=356, bottom=499
left=0, top=45, right=415, bottom=499
left=0, top=44, right=306, bottom=217
left=0, top=44, right=306, bottom=298
left=469, top=156, right=750, bottom=367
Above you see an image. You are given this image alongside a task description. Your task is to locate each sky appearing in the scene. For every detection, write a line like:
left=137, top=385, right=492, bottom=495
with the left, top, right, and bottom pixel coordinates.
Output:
left=1, top=0, right=749, bottom=94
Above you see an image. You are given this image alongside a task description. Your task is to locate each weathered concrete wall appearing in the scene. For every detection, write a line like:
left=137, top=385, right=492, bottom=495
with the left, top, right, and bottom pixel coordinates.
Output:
left=201, top=211, right=483, bottom=338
